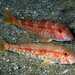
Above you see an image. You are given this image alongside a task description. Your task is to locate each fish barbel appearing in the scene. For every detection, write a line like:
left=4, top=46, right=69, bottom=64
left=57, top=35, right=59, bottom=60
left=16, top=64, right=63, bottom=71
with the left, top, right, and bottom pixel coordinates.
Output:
left=0, top=39, right=75, bottom=64
left=3, top=9, right=73, bottom=42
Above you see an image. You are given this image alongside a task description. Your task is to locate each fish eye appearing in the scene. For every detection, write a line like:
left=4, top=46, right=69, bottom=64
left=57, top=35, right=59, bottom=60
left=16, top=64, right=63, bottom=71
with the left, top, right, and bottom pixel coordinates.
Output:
left=58, top=29, right=62, bottom=33
left=64, top=53, right=68, bottom=56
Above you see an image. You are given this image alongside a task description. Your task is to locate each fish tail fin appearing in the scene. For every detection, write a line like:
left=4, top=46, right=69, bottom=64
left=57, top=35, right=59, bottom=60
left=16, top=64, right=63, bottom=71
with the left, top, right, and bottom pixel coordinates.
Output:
left=3, top=8, right=18, bottom=25
left=0, top=38, right=5, bottom=50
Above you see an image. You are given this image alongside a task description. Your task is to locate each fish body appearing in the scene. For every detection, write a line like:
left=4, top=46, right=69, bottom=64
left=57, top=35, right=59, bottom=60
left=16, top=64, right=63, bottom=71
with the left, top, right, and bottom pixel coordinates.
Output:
left=1, top=39, right=75, bottom=64
left=3, top=9, right=73, bottom=42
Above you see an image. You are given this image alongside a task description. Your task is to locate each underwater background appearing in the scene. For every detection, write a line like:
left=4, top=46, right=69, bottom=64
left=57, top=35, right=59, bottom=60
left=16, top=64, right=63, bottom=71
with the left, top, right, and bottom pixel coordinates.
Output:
left=0, top=0, right=75, bottom=75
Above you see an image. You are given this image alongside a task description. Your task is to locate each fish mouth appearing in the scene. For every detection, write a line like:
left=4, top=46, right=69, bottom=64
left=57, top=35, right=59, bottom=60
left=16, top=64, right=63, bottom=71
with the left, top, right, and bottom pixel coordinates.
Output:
left=66, top=32, right=74, bottom=41
left=54, top=33, right=73, bottom=41
left=62, top=33, right=74, bottom=41
left=55, top=37, right=73, bottom=41
left=64, top=35, right=73, bottom=41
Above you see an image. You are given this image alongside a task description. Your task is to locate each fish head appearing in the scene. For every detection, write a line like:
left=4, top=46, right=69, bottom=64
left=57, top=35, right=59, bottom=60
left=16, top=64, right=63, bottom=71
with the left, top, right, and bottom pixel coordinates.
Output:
left=51, top=24, right=73, bottom=41
left=54, top=48, right=75, bottom=64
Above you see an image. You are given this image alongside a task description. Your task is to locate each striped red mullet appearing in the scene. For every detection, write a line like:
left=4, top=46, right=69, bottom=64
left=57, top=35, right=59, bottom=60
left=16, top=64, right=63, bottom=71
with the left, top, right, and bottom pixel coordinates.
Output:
left=0, top=39, right=75, bottom=64
left=3, top=9, right=73, bottom=42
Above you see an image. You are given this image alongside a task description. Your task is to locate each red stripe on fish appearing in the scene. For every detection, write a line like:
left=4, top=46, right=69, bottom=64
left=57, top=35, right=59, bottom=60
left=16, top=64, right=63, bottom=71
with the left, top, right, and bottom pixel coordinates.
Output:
left=3, top=9, right=73, bottom=41
left=0, top=38, right=74, bottom=64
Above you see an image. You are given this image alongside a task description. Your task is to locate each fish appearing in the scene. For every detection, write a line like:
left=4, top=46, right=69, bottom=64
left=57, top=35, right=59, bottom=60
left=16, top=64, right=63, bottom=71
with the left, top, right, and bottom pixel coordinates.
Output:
left=2, top=9, right=73, bottom=42
left=0, top=39, right=75, bottom=64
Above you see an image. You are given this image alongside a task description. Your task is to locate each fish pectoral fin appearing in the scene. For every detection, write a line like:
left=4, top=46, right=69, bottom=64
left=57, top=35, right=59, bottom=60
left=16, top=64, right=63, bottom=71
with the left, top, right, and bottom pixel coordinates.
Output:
left=41, top=61, right=54, bottom=66
left=19, top=54, right=27, bottom=59
left=41, top=38, right=53, bottom=42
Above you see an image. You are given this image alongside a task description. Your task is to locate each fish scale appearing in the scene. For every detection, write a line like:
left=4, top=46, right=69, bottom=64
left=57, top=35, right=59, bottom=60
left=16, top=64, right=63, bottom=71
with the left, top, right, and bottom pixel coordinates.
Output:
left=3, top=8, right=73, bottom=42
left=0, top=38, right=73, bottom=64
